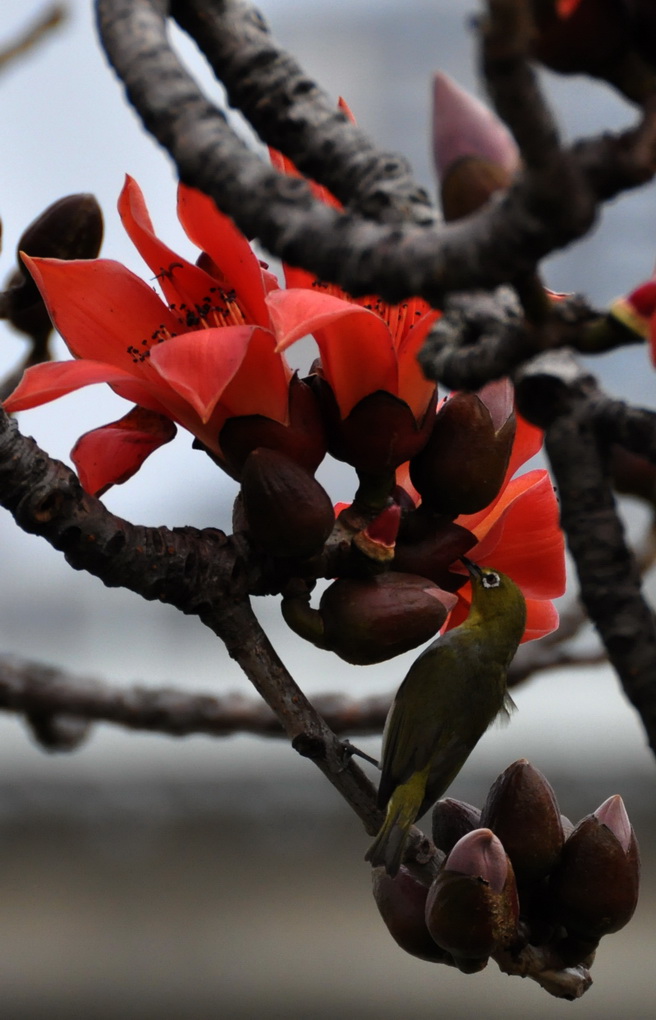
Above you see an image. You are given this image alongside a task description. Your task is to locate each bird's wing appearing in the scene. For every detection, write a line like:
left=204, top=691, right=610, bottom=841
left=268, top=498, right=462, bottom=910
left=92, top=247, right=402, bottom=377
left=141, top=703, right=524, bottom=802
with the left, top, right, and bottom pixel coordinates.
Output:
left=377, top=641, right=463, bottom=809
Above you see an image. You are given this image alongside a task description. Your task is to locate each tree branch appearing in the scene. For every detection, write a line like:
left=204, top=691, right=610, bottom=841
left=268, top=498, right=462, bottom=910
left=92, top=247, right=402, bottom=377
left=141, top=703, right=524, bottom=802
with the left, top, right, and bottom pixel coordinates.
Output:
left=94, top=0, right=656, bottom=305
left=515, top=351, right=656, bottom=754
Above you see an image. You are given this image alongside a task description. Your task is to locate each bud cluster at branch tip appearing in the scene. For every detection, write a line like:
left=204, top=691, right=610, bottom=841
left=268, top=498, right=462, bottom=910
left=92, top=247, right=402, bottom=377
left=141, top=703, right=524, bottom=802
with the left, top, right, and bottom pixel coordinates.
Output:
left=371, top=760, right=640, bottom=989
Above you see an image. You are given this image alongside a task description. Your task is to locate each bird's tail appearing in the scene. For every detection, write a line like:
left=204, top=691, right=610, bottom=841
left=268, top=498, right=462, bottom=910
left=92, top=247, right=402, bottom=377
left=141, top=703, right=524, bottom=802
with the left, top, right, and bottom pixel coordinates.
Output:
left=364, top=796, right=416, bottom=877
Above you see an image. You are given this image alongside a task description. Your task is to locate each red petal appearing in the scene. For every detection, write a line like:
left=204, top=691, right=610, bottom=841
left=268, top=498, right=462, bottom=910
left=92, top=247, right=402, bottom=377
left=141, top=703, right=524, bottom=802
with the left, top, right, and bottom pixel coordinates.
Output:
left=177, top=184, right=271, bottom=327
left=3, top=359, right=141, bottom=412
left=23, top=255, right=180, bottom=371
left=147, top=325, right=265, bottom=424
left=396, top=310, right=440, bottom=420
left=465, top=472, right=566, bottom=599
left=72, top=406, right=177, bottom=496
left=118, top=176, right=220, bottom=314
left=267, top=288, right=397, bottom=417
left=505, top=412, right=544, bottom=479
left=522, top=598, right=559, bottom=641
left=220, top=328, right=292, bottom=423
left=458, top=468, right=544, bottom=538
left=268, top=146, right=342, bottom=212
left=337, top=96, right=357, bottom=123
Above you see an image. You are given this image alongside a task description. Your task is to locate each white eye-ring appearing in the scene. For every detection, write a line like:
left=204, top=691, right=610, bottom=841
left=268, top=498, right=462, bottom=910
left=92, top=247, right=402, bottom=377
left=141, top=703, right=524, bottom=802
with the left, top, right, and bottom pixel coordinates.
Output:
left=482, top=572, right=501, bottom=589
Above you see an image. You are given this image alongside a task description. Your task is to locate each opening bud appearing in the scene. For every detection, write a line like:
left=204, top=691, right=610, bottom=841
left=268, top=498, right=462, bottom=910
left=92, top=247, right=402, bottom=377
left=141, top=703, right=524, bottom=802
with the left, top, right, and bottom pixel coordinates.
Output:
left=409, top=383, right=516, bottom=516
left=549, top=795, right=640, bottom=945
left=425, top=829, right=519, bottom=971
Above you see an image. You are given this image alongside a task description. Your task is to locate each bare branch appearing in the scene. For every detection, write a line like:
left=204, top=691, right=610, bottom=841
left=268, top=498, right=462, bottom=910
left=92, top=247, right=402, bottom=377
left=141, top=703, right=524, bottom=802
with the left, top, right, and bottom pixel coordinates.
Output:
left=94, top=0, right=656, bottom=305
left=515, top=351, right=656, bottom=754
left=0, top=654, right=390, bottom=739
left=0, top=4, right=67, bottom=74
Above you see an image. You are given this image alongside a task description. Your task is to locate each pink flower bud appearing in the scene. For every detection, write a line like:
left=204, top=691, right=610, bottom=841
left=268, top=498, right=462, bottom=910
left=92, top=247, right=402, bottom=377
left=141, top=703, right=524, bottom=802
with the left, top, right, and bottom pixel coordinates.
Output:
left=549, top=795, right=640, bottom=944
left=433, top=73, right=519, bottom=222
left=425, top=829, right=519, bottom=971
left=432, top=73, right=519, bottom=182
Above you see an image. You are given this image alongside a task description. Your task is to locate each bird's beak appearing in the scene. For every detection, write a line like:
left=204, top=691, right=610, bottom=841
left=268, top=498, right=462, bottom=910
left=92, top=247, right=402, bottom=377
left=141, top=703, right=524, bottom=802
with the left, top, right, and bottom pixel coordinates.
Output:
left=460, top=556, right=483, bottom=578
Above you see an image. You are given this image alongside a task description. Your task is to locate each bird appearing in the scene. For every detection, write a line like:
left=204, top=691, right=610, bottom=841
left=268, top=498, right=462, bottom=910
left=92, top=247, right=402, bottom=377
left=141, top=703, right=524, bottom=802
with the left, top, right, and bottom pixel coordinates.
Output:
left=365, top=558, right=527, bottom=877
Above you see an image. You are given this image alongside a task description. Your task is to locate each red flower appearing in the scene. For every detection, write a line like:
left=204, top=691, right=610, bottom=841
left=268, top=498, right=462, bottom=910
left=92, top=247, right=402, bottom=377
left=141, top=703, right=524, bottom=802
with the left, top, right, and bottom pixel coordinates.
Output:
left=265, top=106, right=440, bottom=473
left=397, top=406, right=565, bottom=642
left=4, top=176, right=324, bottom=494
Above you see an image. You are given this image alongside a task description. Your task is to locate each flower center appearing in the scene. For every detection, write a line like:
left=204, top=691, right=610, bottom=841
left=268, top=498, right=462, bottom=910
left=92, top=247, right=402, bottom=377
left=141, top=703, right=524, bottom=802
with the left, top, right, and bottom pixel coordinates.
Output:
left=310, top=279, right=428, bottom=343
left=127, top=286, right=248, bottom=364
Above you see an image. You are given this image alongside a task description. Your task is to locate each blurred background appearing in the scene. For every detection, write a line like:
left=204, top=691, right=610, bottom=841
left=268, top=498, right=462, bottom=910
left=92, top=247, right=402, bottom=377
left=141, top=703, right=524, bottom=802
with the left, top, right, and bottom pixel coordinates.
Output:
left=0, top=1, right=655, bottom=1016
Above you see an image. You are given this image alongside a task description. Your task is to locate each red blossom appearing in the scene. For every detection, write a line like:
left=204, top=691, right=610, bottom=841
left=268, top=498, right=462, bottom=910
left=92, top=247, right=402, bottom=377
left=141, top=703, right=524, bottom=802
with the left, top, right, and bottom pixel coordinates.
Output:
left=4, top=177, right=325, bottom=492
left=266, top=107, right=439, bottom=472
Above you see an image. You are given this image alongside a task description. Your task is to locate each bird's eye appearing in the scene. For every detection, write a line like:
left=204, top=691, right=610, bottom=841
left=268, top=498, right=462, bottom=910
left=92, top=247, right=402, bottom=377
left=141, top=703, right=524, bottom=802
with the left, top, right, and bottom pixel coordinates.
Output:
left=482, top=572, right=501, bottom=589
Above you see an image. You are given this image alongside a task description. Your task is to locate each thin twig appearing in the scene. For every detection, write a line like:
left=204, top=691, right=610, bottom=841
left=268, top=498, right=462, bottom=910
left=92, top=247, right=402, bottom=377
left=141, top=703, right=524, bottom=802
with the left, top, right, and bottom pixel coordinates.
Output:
left=0, top=4, right=67, bottom=74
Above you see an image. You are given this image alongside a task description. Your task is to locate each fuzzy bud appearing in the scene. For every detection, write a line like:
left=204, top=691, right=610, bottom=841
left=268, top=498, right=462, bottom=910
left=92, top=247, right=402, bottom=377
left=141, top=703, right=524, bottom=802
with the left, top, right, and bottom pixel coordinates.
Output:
left=425, top=829, right=519, bottom=972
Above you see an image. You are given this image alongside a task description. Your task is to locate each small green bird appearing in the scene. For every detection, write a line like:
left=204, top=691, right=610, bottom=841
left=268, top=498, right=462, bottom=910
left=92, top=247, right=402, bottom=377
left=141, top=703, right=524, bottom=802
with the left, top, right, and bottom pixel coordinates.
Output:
left=365, top=559, right=527, bottom=877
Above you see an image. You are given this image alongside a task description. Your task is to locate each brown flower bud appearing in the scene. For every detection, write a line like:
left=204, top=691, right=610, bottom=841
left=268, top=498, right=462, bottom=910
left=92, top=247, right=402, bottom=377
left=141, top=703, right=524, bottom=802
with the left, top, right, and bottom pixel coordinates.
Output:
left=409, top=382, right=516, bottom=517
left=372, top=866, right=453, bottom=964
left=7, top=194, right=103, bottom=339
left=480, top=759, right=564, bottom=889
left=311, top=573, right=456, bottom=665
left=432, top=798, right=482, bottom=856
left=440, top=157, right=513, bottom=222
left=425, top=829, right=519, bottom=973
left=240, top=447, right=334, bottom=558
left=219, top=375, right=327, bottom=479
left=549, top=795, right=640, bottom=948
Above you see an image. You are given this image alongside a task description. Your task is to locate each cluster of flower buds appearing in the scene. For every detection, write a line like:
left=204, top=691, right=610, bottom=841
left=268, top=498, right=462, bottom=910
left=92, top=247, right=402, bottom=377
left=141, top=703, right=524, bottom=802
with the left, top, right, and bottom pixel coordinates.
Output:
left=372, top=760, right=639, bottom=984
left=279, top=380, right=525, bottom=663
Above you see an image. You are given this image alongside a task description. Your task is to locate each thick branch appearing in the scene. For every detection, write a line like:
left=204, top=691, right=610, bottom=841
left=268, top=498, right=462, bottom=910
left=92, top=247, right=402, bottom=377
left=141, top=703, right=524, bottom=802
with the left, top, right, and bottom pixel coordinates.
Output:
left=515, top=351, right=656, bottom=754
left=94, top=0, right=656, bottom=304
left=0, top=411, right=255, bottom=612
left=171, top=0, right=436, bottom=226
